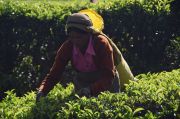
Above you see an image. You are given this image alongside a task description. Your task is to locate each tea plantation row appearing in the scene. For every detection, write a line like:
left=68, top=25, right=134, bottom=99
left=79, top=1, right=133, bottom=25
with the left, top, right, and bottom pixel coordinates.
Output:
left=0, top=0, right=180, bottom=98
left=0, top=68, right=179, bottom=119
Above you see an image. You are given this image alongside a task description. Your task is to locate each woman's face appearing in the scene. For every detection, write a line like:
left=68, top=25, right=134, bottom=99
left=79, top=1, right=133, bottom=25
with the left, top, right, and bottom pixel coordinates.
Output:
left=68, top=30, right=90, bottom=49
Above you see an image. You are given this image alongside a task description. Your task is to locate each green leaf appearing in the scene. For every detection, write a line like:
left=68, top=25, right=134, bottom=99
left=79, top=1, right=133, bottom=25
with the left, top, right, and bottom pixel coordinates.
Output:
left=133, top=107, right=144, bottom=115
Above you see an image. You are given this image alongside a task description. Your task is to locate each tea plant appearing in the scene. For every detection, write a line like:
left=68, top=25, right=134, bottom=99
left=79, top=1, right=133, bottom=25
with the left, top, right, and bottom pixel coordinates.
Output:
left=0, top=69, right=179, bottom=118
left=0, top=0, right=179, bottom=100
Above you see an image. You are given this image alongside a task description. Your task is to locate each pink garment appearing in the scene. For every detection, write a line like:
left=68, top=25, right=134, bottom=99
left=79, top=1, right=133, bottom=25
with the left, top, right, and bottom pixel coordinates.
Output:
left=72, top=37, right=97, bottom=72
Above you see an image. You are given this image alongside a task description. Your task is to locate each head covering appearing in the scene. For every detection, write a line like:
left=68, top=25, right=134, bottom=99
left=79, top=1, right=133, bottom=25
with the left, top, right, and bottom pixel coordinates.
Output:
left=65, top=9, right=104, bottom=34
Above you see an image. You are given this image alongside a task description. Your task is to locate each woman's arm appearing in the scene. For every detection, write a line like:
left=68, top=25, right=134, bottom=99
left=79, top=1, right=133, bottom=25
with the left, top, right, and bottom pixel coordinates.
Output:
left=38, top=40, right=72, bottom=95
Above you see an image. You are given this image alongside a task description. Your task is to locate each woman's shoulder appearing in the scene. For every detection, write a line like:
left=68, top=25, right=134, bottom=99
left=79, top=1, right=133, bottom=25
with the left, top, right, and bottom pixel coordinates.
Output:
left=94, top=34, right=109, bottom=44
left=93, top=34, right=113, bottom=52
left=59, top=40, right=73, bottom=48
left=56, top=40, right=73, bottom=54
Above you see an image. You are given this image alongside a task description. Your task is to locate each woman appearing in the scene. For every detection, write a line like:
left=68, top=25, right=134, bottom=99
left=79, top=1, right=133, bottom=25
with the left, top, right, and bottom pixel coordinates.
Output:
left=36, top=10, right=121, bottom=101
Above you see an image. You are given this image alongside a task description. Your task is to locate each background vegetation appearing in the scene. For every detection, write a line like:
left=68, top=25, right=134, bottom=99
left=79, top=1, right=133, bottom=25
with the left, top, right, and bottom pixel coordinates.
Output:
left=0, top=0, right=179, bottom=118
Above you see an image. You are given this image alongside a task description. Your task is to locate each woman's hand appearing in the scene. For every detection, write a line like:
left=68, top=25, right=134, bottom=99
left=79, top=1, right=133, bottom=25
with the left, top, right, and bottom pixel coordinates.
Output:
left=77, top=87, right=91, bottom=97
left=36, top=91, right=44, bottom=103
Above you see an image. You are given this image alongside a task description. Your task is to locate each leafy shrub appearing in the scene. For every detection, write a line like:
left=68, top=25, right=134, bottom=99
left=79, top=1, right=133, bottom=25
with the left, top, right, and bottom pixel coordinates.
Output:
left=0, top=0, right=179, bottom=98
left=12, top=56, right=41, bottom=95
left=0, top=56, right=40, bottom=99
left=0, top=69, right=179, bottom=119
left=164, top=36, right=180, bottom=70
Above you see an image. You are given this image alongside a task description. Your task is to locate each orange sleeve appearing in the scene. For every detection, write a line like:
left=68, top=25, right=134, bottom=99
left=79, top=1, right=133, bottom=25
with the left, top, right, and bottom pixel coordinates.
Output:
left=90, top=35, right=115, bottom=96
left=38, top=40, right=72, bottom=95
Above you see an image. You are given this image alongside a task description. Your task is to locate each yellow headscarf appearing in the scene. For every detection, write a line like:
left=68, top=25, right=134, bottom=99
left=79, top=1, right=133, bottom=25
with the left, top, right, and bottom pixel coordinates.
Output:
left=79, top=9, right=104, bottom=33
left=66, top=9, right=104, bottom=34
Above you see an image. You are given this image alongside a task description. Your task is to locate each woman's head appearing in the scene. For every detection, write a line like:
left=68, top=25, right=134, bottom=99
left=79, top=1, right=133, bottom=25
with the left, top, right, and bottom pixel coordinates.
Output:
left=67, top=27, right=90, bottom=49
left=66, top=13, right=93, bottom=34
left=65, top=9, right=104, bottom=35
left=65, top=9, right=104, bottom=49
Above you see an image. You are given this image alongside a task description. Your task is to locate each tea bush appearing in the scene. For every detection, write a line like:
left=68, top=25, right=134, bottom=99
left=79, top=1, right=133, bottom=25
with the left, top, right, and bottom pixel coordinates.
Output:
left=0, top=0, right=179, bottom=98
left=0, top=69, right=179, bottom=119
